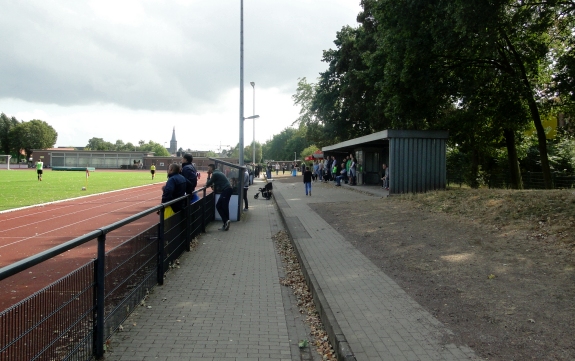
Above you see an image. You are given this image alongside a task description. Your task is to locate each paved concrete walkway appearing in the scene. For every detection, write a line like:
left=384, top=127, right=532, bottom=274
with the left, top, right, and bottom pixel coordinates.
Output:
left=105, top=179, right=298, bottom=361
left=105, top=177, right=478, bottom=361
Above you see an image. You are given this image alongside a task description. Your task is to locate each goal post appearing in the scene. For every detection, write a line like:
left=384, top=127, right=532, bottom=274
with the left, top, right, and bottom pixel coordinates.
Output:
left=0, top=155, right=12, bottom=170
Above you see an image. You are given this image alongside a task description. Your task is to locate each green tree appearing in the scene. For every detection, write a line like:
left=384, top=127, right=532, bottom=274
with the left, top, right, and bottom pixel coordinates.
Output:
left=0, top=113, right=20, bottom=156
left=243, top=141, right=263, bottom=164
left=114, top=139, right=126, bottom=151
left=86, top=137, right=114, bottom=150
left=138, top=140, right=170, bottom=156
left=262, top=127, right=310, bottom=162
left=358, top=0, right=567, bottom=188
left=300, top=145, right=319, bottom=162
left=124, top=142, right=136, bottom=151
left=10, top=119, right=58, bottom=161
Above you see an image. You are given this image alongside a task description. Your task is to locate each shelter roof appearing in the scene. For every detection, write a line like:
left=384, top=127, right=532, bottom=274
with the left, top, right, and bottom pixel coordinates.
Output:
left=322, top=129, right=448, bottom=153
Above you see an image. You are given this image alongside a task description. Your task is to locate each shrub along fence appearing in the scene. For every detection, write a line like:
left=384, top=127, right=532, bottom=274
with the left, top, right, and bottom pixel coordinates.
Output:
left=0, top=187, right=214, bottom=361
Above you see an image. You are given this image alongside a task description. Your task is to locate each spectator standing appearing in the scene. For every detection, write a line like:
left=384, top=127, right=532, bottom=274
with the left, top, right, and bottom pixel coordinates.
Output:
left=282, top=165, right=286, bottom=174
left=330, top=156, right=337, bottom=181
left=344, top=156, right=351, bottom=184
left=349, top=155, right=357, bottom=185
left=36, top=160, right=44, bottom=181
left=266, top=162, right=272, bottom=179
left=161, top=163, right=192, bottom=214
left=303, top=165, right=313, bottom=196
left=382, top=163, right=389, bottom=190
left=275, top=162, right=280, bottom=175
left=323, top=158, right=330, bottom=182
left=243, top=168, right=250, bottom=211
left=248, top=164, right=254, bottom=185
left=205, top=164, right=233, bottom=231
left=150, top=164, right=156, bottom=179
left=181, top=154, right=199, bottom=203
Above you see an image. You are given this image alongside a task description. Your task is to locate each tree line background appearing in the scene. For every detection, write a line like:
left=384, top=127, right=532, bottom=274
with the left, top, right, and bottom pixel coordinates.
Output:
left=0, top=113, right=58, bottom=162
left=261, top=0, right=575, bottom=189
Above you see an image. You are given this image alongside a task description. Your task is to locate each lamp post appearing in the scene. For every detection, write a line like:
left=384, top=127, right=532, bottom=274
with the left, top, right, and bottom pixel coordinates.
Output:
left=239, top=0, right=245, bottom=166
left=250, top=81, right=256, bottom=164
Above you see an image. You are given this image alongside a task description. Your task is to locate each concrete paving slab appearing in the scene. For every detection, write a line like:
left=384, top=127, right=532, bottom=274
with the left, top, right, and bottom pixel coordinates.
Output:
left=272, top=179, right=479, bottom=361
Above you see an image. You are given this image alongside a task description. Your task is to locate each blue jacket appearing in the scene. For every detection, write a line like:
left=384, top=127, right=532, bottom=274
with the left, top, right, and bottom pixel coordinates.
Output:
left=162, top=173, right=192, bottom=213
left=181, top=163, right=197, bottom=189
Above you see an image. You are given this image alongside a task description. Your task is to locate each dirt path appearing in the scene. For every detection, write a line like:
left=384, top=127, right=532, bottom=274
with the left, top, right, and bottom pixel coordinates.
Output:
left=293, top=181, right=575, bottom=361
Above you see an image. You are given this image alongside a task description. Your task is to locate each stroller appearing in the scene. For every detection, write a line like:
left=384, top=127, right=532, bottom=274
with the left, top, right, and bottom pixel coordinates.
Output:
left=254, top=182, right=273, bottom=200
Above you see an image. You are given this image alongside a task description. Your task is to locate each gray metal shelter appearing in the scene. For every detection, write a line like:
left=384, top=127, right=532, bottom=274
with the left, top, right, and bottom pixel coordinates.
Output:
left=322, top=130, right=448, bottom=194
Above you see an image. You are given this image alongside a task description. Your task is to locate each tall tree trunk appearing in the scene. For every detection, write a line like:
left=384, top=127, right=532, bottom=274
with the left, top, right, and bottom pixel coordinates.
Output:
left=502, top=32, right=553, bottom=188
left=503, top=128, right=523, bottom=189
left=525, top=95, right=552, bottom=188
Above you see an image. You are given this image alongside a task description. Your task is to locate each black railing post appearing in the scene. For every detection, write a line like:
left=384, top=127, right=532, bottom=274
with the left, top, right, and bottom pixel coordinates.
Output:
left=157, top=208, right=165, bottom=286
left=185, top=196, right=191, bottom=252
left=94, top=233, right=106, bottom=359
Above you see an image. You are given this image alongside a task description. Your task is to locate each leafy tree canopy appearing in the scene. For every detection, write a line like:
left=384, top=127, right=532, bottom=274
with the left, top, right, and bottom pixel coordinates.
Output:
left=85, top=138, right=169, bottom=156
left=9, top=119, right=58, bottom=161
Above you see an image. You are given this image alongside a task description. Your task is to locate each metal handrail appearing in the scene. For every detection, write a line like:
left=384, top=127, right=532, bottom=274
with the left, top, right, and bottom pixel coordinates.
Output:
left=0, top=186, right=213, bottom=360
left=0, top=187, right=206, bottom=282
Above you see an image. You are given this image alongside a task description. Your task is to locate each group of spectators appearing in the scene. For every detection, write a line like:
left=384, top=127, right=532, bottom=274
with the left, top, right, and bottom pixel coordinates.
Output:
left=302, top=155, right=390, bottom=191
left=160, top=153, right=242, bottom=232
left=304, top=154, right=359, bottom=187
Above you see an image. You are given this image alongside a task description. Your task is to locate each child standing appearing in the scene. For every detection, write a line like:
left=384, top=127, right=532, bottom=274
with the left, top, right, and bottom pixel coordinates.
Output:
left=303, top=165, right=313, bottom=196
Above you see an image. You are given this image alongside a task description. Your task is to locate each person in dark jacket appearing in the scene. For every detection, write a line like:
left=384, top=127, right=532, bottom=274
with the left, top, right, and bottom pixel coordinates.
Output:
left=181, top=154, right=199, bottom=202
left=303, top=165, right=313, bottom=196
left=162, top=163, right=192, bottom=213
left=205, top=164, right=233, bottom=231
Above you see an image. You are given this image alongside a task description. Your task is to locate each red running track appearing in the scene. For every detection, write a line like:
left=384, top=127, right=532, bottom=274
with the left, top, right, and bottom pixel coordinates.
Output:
left=0, top=177, right=208, bottom=310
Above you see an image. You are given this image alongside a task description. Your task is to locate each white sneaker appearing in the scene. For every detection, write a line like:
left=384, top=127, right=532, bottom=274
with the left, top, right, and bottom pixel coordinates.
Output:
left=224, top=220, right=230, bottom=231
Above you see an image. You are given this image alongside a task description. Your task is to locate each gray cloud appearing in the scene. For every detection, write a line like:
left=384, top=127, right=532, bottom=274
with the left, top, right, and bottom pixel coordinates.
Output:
left=0, top=1, right=359, bottom=112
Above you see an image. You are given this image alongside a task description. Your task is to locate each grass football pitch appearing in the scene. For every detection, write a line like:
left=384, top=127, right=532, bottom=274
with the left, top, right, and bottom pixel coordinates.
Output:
left=0, top=169, right=162, bottom=211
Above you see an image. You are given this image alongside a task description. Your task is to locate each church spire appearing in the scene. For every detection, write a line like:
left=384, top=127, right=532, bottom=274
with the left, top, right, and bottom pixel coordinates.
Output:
left=169, top=127, right=177, bottom=154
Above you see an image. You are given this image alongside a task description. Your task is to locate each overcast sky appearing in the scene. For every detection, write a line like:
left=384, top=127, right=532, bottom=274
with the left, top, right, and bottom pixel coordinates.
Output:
left=0, top=1, right=361, bottom=152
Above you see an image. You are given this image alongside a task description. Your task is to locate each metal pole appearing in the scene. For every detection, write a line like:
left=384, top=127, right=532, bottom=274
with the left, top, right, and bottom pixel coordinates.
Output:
left=157, top=209, right=165, bottom=285
left=239, top=0, right=244, bottom=166
left=94, top=233, right=106, bottom=359
left=251, top=82, right=255, bottom=164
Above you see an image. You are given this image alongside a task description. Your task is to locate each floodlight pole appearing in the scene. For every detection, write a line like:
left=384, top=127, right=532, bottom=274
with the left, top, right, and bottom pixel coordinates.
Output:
left=239, top=0, right=245, bottom=166
left=251, top=82, right=256, bottom=164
